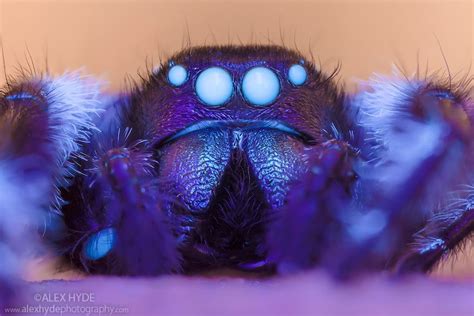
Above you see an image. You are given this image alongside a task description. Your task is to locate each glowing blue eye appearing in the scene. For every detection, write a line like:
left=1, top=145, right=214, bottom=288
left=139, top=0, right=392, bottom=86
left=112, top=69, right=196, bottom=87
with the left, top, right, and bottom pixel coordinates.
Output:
left=242, top=67, right=280, bottom=107
left=84, top=228, right=117, bottom=261
left=195, top=67, right=233, bottom=106
left=288, top=64, right=307, bottom=86
left=167, top=65, right=188, bottom=87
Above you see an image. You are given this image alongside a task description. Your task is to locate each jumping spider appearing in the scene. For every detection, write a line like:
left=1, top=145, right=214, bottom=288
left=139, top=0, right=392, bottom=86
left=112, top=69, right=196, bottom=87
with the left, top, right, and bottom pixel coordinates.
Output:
left=0, top=45, right=472, bottom=303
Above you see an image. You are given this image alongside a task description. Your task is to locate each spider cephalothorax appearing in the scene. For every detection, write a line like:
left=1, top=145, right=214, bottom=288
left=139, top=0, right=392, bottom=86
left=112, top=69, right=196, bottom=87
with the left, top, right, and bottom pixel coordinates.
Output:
left=54, top=45, right=352, bottom=272
left=0, top=45, right=473, bottom=300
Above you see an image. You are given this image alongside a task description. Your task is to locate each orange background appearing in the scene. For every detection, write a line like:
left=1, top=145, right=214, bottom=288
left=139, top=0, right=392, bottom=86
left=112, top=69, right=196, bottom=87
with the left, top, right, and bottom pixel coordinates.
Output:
left=1, top=0, right=472, bottom=90
left=0, top=0, right=473, bottom=277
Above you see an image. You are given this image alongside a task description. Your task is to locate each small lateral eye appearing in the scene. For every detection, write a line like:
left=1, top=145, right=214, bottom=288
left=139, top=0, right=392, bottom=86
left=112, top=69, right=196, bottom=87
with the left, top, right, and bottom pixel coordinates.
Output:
left=288, top=64, right=307, bottom=86
left=167, top=64, right=188, bottom=87
left=242, top=67, right=280, bottom=107
left=195, top=67, right=234, bottom=107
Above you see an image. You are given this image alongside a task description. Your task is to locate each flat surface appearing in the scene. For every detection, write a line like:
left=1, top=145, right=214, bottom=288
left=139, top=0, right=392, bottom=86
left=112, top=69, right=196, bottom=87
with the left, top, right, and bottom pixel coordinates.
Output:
left=7, top=272, right=474, bottom=316
left=0, top=256, right=467, bottom=316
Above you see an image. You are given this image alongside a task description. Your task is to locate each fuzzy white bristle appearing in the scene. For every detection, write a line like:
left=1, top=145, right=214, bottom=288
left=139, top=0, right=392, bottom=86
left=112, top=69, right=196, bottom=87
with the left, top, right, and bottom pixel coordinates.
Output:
left=42, top=71, right=104, bottom=166
left=0, top=71, right=106, bottom=289
left=40, top=71, right=106, bottom=211
left=354, top=67, right=470, bottom=219
left=354, top=67, right=425, bottom=156
left=353, top=67, right=452, bottom=180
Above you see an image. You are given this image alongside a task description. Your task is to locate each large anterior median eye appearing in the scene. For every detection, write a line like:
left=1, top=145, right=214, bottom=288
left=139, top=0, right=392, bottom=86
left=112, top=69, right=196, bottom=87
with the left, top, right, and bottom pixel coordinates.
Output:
left=195, top=67, right=234, bottom=106
left=242, top=67, right=280, bottom=107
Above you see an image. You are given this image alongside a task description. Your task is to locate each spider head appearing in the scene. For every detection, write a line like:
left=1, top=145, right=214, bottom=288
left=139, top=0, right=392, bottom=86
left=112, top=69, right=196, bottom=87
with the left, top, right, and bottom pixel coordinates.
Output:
left=136, top=45, right=343, bottom=146
left=133, top=45, right=345, bottom=212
